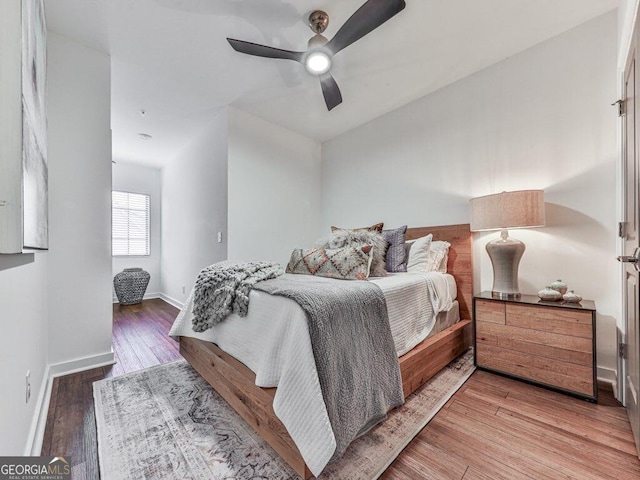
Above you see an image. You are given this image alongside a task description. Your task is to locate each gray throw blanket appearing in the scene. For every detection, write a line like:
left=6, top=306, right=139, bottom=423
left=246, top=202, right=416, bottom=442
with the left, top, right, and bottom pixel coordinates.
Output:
left=191, top=261, right=283, bottom=332
left=255, top=274, right=404, bottom=462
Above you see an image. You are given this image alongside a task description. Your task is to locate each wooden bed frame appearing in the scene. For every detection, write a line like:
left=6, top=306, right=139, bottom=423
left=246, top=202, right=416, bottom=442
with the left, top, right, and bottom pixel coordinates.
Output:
left=180, top=223, right=473, bottom=478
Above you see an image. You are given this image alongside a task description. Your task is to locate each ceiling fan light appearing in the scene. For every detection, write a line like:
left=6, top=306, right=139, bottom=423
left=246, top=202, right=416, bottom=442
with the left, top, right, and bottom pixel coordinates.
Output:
left=305, top=51, right=331, bottom=75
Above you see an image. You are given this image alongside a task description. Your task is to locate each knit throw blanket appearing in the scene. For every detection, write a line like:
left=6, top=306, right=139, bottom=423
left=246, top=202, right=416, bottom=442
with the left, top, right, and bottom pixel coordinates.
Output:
left=255, top=274, right=404, bottom=462
left=191, top=261, right=284, bottom=332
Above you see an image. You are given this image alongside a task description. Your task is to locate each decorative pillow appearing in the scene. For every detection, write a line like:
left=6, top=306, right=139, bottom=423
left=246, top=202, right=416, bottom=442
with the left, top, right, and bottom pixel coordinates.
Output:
left=401, top=241, right=412, bottom=271
left=406, top=234, right=433, bottom=272
left=331, top=222, right=384, bottom=233
left=382, top=225, right=408, bottom=272
left=317, top=229, right=388, bottom=277
left=286, top=245, right=373, bottom=280
left=427, top=240, right=451, bottom=273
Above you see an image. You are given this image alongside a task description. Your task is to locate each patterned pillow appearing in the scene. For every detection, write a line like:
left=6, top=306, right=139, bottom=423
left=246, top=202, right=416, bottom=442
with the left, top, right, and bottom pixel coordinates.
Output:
left=320, top=229, right=388, bottom=277
left=382, top=225, right=408, bottom=272
left=331, top=222, right=384, bottom=233
left=286, top=245, right=373, bottom=280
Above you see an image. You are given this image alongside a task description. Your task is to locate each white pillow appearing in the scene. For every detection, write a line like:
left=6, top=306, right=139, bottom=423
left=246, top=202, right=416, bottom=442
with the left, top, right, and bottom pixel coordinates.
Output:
left=406, top=234, right=432, bottom=272
left=427, top=240, right=451, bottom=273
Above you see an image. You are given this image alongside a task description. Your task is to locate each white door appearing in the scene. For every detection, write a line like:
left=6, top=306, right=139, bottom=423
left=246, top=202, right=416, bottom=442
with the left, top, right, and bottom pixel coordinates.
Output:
left=619, top=21, right=640, bottom=458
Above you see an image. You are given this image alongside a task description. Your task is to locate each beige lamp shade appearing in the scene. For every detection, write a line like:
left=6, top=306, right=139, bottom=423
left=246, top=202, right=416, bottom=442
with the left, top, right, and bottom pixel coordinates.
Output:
left=470, top=190, right=545, bottom=232
left=470, top=189, right=545, bottom=299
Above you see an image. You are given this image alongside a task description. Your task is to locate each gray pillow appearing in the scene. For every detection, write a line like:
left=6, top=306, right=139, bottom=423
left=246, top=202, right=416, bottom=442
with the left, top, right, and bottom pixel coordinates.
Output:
left=402, top=241, right=412, bottom=270
left=317, top=229, right=388, bottom=277
left=382, top=225, right=408, bottom=272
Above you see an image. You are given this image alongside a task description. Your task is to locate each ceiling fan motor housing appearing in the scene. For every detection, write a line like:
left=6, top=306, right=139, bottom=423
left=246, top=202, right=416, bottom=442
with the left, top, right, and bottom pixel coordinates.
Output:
left=309, top=10, right=329, bottom=34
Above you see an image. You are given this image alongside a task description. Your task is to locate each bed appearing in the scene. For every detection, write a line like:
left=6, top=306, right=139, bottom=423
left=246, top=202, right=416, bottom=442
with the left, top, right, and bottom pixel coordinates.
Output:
left=171, top=224, right=473, bottom=478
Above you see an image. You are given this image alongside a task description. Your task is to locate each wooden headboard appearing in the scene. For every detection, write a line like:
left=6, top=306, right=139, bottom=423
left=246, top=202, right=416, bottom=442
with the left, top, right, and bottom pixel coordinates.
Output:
left=406, top=224, right=473, bottom=321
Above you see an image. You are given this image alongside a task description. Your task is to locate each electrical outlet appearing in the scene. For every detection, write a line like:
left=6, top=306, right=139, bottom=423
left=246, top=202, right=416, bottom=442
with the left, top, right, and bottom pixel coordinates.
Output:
left=25, top=371, right=31, bottom=404
left=182, top=285, right=185, bottom=294
left=217, top=232, right=222, bottom=243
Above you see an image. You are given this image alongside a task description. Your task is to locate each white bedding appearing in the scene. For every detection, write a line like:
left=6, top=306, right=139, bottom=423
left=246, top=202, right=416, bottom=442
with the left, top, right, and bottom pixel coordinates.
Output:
left=169, top=271, right=456, bottom=476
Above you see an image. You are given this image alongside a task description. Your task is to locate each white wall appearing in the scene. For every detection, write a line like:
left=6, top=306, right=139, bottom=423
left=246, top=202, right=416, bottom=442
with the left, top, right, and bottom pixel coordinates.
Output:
left=112, top=162, right=162, bottom=300
left=322, top=13, right=619, bottom=377
left=228, top=108, right=323, bottom=266
left=619, top=0, right=639, bottom=69
left=160, top=108, right=228, bottom=306
left=0, top=0, right=49, bottom=455
left=47, top=32, right=113, bottom=365
left=0, top=255, right=48, bottom=455
left=1, top=30, right=112, bottom=455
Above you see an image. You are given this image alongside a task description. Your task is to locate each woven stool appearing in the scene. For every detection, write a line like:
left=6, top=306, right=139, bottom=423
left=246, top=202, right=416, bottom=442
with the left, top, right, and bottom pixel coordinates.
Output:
left=114, top=268, right=150, bottom=305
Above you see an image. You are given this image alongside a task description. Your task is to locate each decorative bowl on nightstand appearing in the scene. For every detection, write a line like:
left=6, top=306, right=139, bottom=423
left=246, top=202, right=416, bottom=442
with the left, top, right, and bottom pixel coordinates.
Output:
left=550, top=279, right=568, bottom=295
left=538, top=286, right=562, bottom=301
left=562, top=290, right=583, bottom=303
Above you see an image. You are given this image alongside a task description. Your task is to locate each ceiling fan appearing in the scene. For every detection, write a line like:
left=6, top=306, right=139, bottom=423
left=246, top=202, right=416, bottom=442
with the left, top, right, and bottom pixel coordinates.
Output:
left=226, top=0, right=406, bottom=111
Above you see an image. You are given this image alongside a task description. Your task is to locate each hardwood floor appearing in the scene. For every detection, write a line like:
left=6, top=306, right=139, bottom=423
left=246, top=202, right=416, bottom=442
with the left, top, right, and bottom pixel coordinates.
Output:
left=42, top=299, right=640, bottom=479
left=382, top=371, right=640, bottom=480
left=41, top=299, right=181, bottom=479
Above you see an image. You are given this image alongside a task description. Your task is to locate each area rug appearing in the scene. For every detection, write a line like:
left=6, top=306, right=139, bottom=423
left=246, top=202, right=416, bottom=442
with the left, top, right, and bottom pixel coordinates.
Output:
left=94, top=349, right=474, bottom=479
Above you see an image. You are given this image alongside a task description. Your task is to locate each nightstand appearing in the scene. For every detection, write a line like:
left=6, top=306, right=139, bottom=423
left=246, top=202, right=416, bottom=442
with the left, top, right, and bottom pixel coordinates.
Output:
left=474, top=291, right=597, bottom=402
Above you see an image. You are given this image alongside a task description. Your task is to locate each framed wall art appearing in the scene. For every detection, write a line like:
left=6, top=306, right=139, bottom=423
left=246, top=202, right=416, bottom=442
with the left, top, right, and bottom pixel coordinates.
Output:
left=0, top=0, right=47, bottom=254
left=22, top=0, right=48, bottom=250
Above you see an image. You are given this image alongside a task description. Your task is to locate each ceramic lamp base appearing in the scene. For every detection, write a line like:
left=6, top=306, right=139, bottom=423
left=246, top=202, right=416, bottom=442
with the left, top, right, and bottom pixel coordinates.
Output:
left=486, top=229, right=525, bottom=299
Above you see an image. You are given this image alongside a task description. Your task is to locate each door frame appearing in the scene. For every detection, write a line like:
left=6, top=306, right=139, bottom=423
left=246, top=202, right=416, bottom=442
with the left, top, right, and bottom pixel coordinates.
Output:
left=618, top=34, right=631, bottom=405
left=619, top=0, right=640, bottom=408
left=619, top=13, right=640, bottom=459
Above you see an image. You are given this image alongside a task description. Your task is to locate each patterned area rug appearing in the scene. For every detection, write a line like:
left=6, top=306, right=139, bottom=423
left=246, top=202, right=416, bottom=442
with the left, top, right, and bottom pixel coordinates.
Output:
left=94, top=349, right=475, bottom=479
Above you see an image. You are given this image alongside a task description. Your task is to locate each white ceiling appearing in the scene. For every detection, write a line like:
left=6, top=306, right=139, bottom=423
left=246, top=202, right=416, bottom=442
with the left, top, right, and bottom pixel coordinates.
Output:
left=44, top=0, right=619, bottom=168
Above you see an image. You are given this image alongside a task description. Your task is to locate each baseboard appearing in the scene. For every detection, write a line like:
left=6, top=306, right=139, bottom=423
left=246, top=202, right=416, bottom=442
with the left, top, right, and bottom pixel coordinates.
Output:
left=597, top=366, right=617, bottom=389
left=24, top=367, right=51, bottom=456
left=112, top=291, right=161, bottom=304
left=159, top=292, right=184, bottom=309
left=24, top=350, right=116, bottom=456
left=111, top=292, right=183, bottom=309
left=48, top=351, right=116, bottom=378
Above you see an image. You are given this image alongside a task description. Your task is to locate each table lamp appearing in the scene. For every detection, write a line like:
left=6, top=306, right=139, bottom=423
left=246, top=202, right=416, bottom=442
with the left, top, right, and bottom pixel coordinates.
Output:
left=470, top=190, right=545, bottom=299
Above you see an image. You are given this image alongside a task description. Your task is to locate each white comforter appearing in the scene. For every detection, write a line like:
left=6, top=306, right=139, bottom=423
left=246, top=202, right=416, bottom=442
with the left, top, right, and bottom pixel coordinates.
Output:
left=169, top=271, right=454, bottom=476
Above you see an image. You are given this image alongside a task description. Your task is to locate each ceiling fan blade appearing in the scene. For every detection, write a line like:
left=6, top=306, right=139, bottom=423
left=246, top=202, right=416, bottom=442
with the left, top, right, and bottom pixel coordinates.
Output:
left=227, top=38, right=304, bottom=63
left=319, top=73, right=343, bottom=111
left=326, top=0, right=406, bottom=55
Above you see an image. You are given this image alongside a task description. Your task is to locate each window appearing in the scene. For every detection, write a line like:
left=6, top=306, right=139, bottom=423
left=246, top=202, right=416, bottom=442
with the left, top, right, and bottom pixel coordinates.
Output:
left=112, top=191, right=150, bottom=256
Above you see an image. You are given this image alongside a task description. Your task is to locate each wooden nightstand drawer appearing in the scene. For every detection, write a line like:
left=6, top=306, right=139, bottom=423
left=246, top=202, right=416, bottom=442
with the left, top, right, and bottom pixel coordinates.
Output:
left=476, top=344, right=594, bottom=396
left=506, top=303, right=592, bottom=338
left=475, top=299, right=505, bottom=324
left=476, top=321, right=592, bottom=353
left=476, top=322, right=593, bottom=367
left=473, top=293, right=597, bottom=401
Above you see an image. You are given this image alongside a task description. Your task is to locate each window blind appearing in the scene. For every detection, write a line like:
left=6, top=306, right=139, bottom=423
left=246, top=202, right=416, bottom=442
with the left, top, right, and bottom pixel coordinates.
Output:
left=112, top=191, right=150, bottom=256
